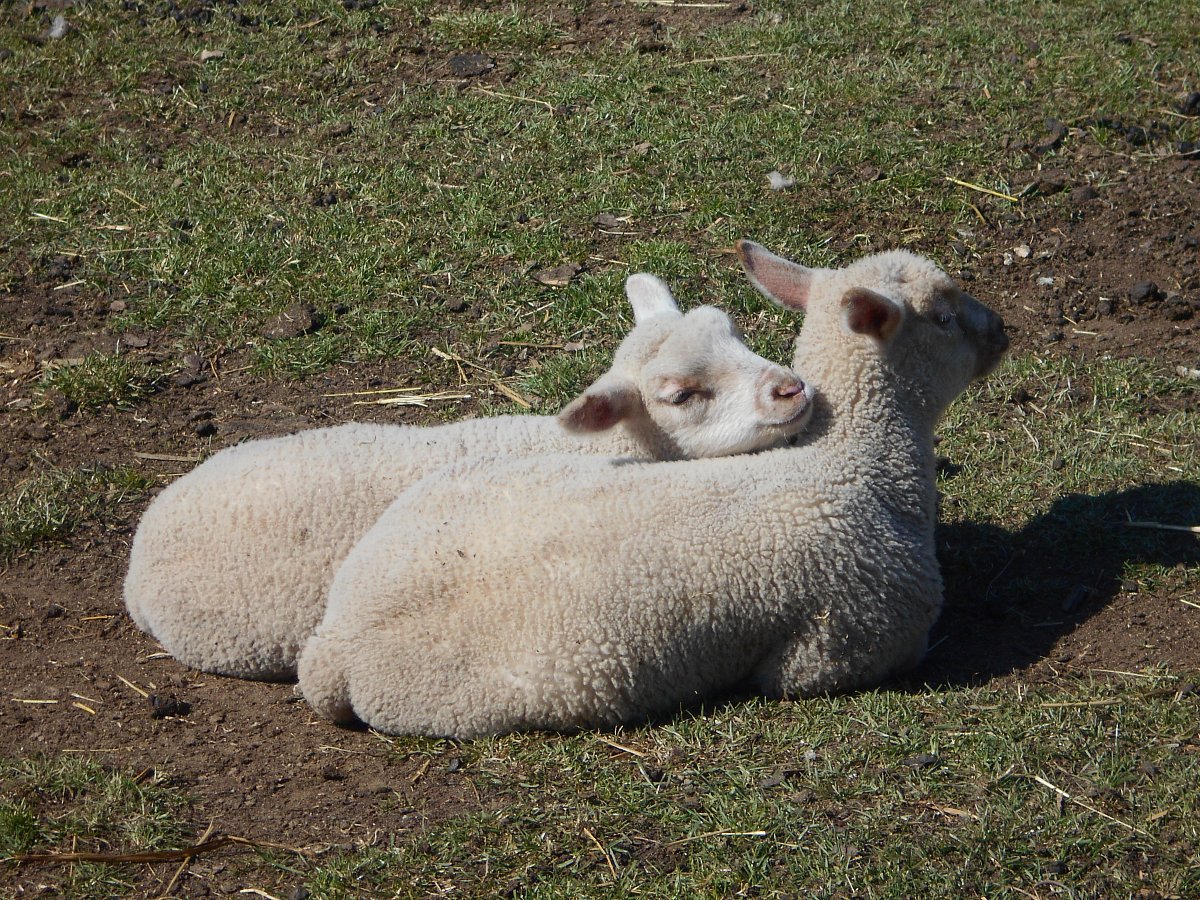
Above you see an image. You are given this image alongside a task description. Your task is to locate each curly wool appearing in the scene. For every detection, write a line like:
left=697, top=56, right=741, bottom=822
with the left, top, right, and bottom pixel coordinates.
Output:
left=299, top=243, right=1009, bottom=737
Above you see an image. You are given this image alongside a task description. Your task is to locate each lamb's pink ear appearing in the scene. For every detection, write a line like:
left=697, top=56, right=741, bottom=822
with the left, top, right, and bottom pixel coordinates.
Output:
left=735, top=240, right=815, bottom=311
left=558, top=376, right=641, bottom=433
left=843, top=287, right=902, bottom=342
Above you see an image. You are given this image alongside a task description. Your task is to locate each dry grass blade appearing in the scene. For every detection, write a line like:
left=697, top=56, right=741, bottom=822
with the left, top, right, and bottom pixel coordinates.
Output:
left=350, top=391, right=472, bottom=408
left=323, top=386, right=433, bottom=398
left=665, top=830, right=768, bottom=847
left=491, top=382, right=533, bottom=408
left=116, top=674, right=150, bottom=698
left=158, top=821, right=216, bottom=898
left=133, top=452, right=202, bottom=463
left=473, top=86, right=556, bottom=110
left=1124, top=519, right=1200, bottom=535
left=581, top=827, right=618, bottom=879
left=429, top=347, right=533, bottom=408
left=631, top=1, right=732, bottom=8
left=1039, top=698, right=1123, bottom=709
left=666, top=52, right=781, bottom=68
left=1029, top=774, right=1152, bottom=837
left=945, top=176, right=1021, bottom=203
left=595, top=735, right=647, bottom=757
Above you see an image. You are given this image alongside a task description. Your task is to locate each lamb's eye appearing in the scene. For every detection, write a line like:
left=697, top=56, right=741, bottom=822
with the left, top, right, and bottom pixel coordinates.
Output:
left=670, top=389, right=696, bottom=405
left=935, top=311, right=956, bottom=329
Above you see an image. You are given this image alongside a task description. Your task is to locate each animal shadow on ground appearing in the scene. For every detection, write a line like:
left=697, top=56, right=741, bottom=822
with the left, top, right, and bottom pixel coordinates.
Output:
left=911, top=479, right=1200, bottom=688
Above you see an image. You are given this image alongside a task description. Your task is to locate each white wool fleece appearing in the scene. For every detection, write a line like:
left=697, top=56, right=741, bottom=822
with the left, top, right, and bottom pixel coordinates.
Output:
left=299, top=243, right=1009, bottom=737
left=124, top=275, right=811, bottom=680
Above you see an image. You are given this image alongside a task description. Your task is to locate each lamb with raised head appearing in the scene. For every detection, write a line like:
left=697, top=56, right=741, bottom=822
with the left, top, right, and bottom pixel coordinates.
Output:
left=298, top=241, right=1009, bottom=736
left=124, top=274, right=813, bottom=681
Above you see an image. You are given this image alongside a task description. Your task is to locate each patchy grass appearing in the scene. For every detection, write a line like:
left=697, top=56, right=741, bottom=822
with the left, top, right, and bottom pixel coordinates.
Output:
left=941, top=354, right=1200, bottom=522
left=2, top=0, right=1195, bottom=379
left=356, top=676, right=1197, bottom=899
left=0, top=756, right=188, bottom=898
left=38, top=352, right=159, bottom=411
left=1, top=0, right=1198, bottom=896
left=0, top=466, right=153, bottom=561
left=4, top=678, right=1197, bottom=897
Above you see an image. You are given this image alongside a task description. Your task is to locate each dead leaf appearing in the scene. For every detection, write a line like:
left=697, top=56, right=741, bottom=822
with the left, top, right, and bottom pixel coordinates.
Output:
left=200, top=49, right=225, bottom=62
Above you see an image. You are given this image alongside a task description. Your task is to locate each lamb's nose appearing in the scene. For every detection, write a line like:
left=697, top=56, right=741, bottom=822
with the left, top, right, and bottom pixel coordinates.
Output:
left=773, top=379, right=805, bottom=400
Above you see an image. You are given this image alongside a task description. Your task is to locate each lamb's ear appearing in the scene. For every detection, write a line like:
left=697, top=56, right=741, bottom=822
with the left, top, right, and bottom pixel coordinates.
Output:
left=558, top=374, right=642, bottom=433
left=843, top=287, right=902, bottom=342
left=735, top=239, right=814, bottom=312
left=625, top=273, right=680, bottom=324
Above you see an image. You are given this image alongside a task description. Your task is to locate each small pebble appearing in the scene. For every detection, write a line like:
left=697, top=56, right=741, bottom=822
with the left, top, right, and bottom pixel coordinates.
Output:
left=149, top=694, right=192, bottom=719
left=172, top=371, right=205, bottom=388
left=447, top=53, right=493, bottom=78
left=900, top=752, right=940, bottom=769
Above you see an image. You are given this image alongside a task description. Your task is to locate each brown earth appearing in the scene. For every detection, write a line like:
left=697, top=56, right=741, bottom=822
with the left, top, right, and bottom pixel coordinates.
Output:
left=2, top=2, right=1199, bottom=896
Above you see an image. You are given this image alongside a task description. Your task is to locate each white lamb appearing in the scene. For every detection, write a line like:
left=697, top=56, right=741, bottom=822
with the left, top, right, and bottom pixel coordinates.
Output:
left=123, top=274, right=813, bottom=681
left=298, top=241, right=1009, bottom=737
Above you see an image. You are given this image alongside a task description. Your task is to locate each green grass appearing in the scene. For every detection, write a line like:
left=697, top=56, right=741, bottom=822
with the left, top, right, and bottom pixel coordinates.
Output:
left=2, top=0, right=1198, bottom=895
left=0, top=466, right=153, bottom=561
left=350, top=676, right=1197, bottom=899
left=3, top=0, right=1195, bottom=376
left=38, top=352, right=159, bottom=411
left=942, top=354, right=1200, bottom=522
left=0, top=756, right=189, bottom=897
left=4, top=679, right=1196, bottom=897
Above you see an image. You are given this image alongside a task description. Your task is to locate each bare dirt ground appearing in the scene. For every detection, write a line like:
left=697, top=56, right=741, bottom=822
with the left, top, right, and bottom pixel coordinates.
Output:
left=1, top=3, right=1199, bottom=895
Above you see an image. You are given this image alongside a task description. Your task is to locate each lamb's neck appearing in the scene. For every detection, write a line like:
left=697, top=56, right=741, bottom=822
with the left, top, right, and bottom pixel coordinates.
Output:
left=805, top=368, right=941, bottom=523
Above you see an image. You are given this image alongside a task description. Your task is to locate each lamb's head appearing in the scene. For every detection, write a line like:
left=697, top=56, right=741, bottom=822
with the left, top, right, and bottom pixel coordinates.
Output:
left=736, top=240, right=1008, bottom=428
left=558, top=273, right=814, bottom=459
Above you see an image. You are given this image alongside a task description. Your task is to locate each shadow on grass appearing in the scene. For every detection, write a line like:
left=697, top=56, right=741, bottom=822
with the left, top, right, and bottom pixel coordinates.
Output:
left=912, top=479, right=1200, bottom=688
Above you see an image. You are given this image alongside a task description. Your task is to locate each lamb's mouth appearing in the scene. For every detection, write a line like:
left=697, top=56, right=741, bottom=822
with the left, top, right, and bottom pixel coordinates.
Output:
left=770, top=400, right=814, bottom=433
